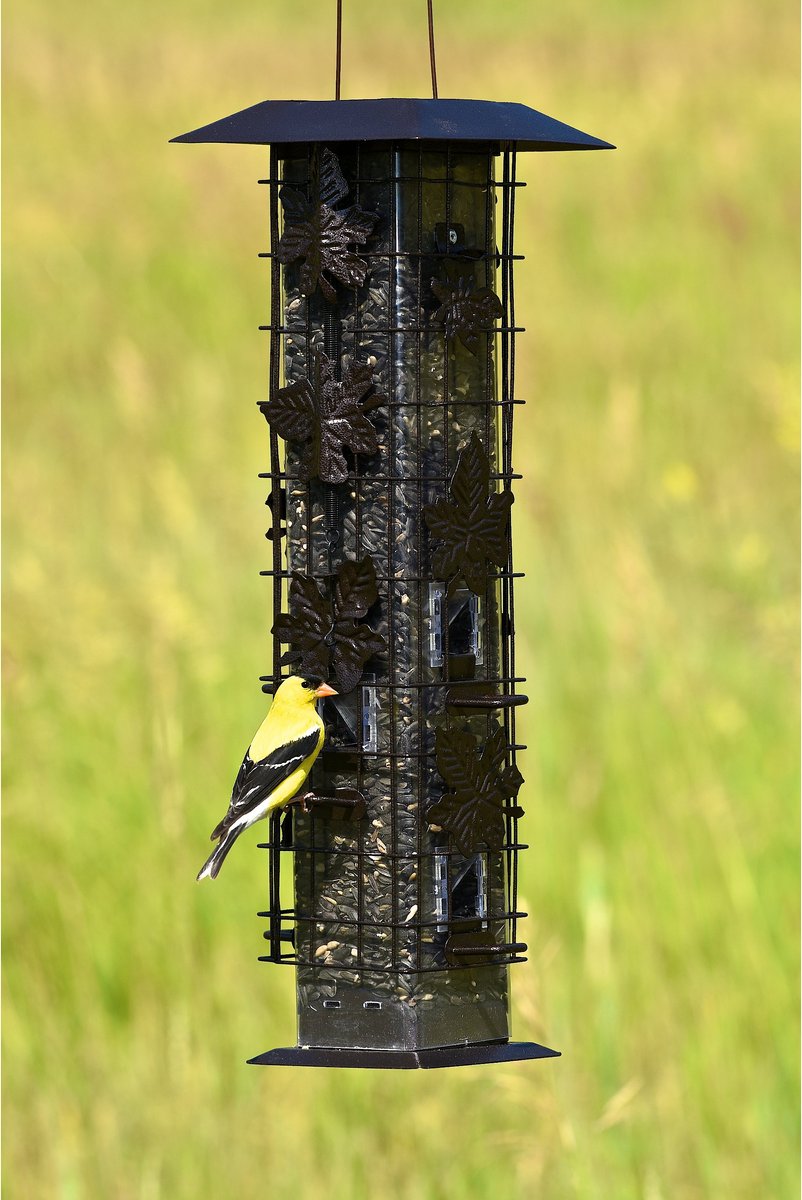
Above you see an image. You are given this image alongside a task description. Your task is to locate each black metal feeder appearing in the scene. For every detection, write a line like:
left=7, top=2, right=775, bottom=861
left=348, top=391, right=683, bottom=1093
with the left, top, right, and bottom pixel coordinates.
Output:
left=174, top=37, right=612, bottom=1069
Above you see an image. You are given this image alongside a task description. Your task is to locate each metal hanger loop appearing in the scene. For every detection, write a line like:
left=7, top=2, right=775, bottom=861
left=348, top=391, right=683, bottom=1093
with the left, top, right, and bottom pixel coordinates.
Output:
left=334, top=1, right=439, bottom=100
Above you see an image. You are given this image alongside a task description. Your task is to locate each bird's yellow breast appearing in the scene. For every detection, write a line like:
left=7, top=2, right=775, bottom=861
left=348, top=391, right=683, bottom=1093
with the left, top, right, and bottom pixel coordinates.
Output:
left=249, top=707, right=324, bottom=765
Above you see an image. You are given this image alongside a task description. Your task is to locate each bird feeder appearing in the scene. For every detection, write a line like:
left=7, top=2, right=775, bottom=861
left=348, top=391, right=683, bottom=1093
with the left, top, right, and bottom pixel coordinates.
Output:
left=174, top=76, right=611, bottom=1067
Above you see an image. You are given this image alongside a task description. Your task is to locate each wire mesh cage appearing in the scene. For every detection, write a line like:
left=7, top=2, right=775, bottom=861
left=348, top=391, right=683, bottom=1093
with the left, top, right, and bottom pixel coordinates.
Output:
left=174, top=98, right=612, bottom=1068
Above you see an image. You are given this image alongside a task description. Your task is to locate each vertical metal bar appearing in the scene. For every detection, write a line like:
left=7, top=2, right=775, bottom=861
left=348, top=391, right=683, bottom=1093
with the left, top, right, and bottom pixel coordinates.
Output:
left=427, top=0, right=438, bottom=100
left=268, top=147, right=284, bottom=954
left=499, top=153, right=510, bottom=424
left=501, top=150, right=514, bottom=946
left=304, top=145, right=318, bottom=983
left=441, top=144, right=453, bottom=908
left=507, top=149, right=520, bottom=951
left=508, top=154, right=518, bottom=438
left=499, top=154, right=513, bottom=925
left=484, top=147, right=499, bottom=948
left=483, top=148, right=493, bottom=726
left=268, top=146, right=283, bottom=689
left=442, top=143, right=452, bottom=675
left=414, top=141, right=424, bottom=974
left=483, top=148, right=493, bottom=462
left=305, top=145, right=314, bottom=582
left=353, top=141, right=365, bottom=981
left=335, top=0, right=343, bottom=100
left=269, top=811, right=281, bottom=959
left=322, top=305, right=341, bottom=567
left=388, top=144, right=400, bottom=974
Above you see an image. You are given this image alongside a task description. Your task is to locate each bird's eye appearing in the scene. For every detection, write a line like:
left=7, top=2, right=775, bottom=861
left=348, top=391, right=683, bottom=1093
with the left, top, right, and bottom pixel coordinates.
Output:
left=301, top=679, right=311, bottom=690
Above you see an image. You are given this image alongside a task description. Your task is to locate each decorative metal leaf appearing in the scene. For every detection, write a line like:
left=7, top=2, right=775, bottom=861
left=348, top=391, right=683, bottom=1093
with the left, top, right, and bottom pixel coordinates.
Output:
left=331, top=622, right=386, bottom=696
left=261, top=377, right=316, bottom=444
left=260, top=352, right=382, bottom=485
left=277, top=148, right=378, bottom=303
left=278, top=184, right=310, bottom=224
left=274, top=574, right=330, bottom=646
left=272, top=556, right=385, bottom=694
left=431, top=273, right=503, bottom=354
left=428, top=726, right=524, bottom=855
left=423, top=433, right=513, bottom=596
left=334, top=555, right=379, bottom=621
left=272, top=574, right=333, bottom=681
left=317, top=148, right=349, bottom=209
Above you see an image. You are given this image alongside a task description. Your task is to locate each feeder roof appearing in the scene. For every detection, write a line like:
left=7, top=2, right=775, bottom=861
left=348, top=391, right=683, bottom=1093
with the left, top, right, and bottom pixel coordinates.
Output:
left=171, top=98, right=613, bottom=152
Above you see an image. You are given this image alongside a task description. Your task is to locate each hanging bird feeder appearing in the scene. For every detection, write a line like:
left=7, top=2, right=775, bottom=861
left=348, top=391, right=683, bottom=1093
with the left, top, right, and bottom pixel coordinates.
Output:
left=174, top=3, right=613, bottom=1069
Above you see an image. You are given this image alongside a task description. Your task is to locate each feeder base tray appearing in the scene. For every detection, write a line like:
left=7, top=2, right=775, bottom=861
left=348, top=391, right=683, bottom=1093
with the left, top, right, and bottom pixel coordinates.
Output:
left=248, top=1040, right=560, bottom=1070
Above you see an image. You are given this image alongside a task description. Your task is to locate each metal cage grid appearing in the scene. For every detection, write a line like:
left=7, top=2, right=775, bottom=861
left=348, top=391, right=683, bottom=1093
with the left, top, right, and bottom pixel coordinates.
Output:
left=256, top=142, right=527, bottom=999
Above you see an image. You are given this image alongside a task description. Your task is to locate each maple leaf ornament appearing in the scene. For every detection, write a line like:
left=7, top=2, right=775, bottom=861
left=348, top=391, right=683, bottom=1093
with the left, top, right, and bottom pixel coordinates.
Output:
left=428, top=726, right=524, bottom=855
left=277, top=147, right=378, bottom=303
left=431, top=273, right=503, bottom=354
left=261, top=352, right=382, bottom=484
left=423, top=433, right=513, bottom=596
left=272, top=556, right=385, bottom=694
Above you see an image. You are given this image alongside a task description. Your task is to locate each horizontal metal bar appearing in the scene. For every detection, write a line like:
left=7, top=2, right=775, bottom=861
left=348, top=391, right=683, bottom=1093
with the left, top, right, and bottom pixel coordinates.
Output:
left=257, top=842, right=529, bottom=857
left=445, top=692, right=528, bottom=709
left=260, top=324, right=526, bottom=335
left=258, top=568, right=524, bottom=582
left=256, top=398, right=527, bottom=410
left=253, top=743, right=528, bottom=758
left=258, top=250, right=525, bottom=262
left=290, top=789, right=366, bottom=819
left=258, top=676, right=527, bottom=691
left=260, top=912, right=527, bottom=931
left=256, top=955, right=528, bottom=973
left=256, top=176, right=527, bottom=188
left=450, top=942, right=527, bottom=957
left=256, top=471, right=523, bottom=483
left=297, top=792, right=362, bottom=808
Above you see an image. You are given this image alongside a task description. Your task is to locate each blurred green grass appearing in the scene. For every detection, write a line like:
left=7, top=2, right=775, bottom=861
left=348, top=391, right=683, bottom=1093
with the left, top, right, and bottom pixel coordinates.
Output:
left=3, top=0, right=799, bottom=1197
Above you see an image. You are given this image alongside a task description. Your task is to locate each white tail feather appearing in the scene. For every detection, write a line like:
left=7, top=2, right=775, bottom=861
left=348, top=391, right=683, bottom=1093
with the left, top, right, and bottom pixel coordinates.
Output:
left=196, top=825, right=243, bottom=881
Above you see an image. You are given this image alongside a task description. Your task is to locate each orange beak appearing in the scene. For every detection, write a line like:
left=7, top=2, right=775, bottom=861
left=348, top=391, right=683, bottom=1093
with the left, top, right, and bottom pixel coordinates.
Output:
left=314, top=682, right=338, bottom=698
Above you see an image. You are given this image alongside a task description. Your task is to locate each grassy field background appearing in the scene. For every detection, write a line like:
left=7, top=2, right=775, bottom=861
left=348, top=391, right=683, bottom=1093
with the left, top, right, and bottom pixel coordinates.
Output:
left=4, top=1, right=799, bottom=1197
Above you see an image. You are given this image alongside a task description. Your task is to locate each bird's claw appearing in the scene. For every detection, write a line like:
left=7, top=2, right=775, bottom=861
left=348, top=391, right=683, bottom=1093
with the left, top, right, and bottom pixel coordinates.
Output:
left=292, top=791, right=316, bottom=814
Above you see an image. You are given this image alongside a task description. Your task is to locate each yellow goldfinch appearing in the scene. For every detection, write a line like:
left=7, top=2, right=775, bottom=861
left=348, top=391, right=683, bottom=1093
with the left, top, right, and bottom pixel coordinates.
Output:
left=196, top=675, right=336, bottom=881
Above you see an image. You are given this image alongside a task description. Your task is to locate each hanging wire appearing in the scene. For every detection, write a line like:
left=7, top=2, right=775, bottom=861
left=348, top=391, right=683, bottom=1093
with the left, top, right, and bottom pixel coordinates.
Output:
left=427, top=0, right=439, bottom=99
left=334, top=0, right=439, bottom=101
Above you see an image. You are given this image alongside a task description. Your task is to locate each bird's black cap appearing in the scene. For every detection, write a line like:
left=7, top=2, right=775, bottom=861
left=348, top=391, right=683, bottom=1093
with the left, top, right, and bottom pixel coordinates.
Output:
left=300, top=675, right=327, bottom=690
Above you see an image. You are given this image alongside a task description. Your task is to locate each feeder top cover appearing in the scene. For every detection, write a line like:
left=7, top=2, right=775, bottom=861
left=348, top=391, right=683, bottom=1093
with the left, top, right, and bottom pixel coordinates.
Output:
left=171, top=97, right=613, bottom=152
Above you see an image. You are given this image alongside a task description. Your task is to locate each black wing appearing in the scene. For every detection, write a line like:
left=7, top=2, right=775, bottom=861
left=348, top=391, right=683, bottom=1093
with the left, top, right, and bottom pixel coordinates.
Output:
left=211, top=727, right=321, bottom=840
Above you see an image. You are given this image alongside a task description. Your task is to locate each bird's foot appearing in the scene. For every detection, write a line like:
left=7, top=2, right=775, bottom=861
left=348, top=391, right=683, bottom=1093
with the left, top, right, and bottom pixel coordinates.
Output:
left=291, top=791, right=317, bottom=815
